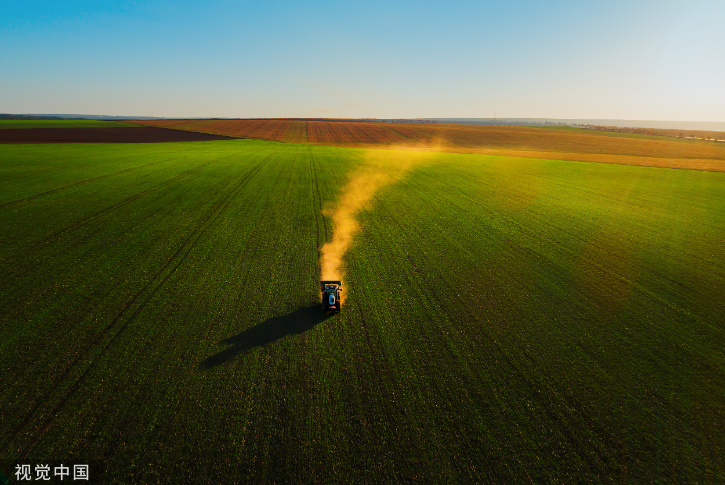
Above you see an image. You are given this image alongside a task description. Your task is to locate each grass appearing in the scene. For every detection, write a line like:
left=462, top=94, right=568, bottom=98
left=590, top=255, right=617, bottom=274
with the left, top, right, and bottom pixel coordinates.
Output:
left=1, top=139, right=724, bottom=483
left=0, top=120, right=137, bottom=129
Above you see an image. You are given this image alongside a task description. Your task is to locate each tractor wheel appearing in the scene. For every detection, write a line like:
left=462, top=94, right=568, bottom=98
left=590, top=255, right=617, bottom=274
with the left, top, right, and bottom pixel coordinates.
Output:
left=335, top=302, right=341, bottom=312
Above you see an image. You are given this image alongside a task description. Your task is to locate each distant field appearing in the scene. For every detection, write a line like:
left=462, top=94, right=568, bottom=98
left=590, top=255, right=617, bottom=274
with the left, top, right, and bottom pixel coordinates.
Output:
left=1, top=139, right=723, bottom=483
left=128, top=119, right=725, bottom=171
left=0, top=126, right=238, bottom=144
left=0, top=120, right=137, bottom=129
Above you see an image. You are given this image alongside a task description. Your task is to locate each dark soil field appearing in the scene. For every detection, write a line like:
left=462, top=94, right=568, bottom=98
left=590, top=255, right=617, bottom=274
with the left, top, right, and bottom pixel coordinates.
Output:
left=0, top=120, right=137, bottom=129
left=0, top=126, right=238, bottom=144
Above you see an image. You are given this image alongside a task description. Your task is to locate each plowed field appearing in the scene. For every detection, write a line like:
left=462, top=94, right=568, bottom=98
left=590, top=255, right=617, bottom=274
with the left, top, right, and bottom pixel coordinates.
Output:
left=133, top=119, right=296, bottom=142
left=2, top=139, right=724, bottom=483
left=0, top=120, right=137, bottom=129
left=0, top=126, right=238, bottom=143
left=127, top=119, right=725, bottom=171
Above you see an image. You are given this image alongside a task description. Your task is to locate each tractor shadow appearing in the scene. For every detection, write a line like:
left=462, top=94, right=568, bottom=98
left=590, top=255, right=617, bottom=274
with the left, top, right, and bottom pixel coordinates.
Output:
left=200, top=304, right=334, bottom=368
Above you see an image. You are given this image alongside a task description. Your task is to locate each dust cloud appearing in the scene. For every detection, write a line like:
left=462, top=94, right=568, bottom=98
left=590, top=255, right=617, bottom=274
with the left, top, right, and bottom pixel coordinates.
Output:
left=319, top=149, right=433, bottom=284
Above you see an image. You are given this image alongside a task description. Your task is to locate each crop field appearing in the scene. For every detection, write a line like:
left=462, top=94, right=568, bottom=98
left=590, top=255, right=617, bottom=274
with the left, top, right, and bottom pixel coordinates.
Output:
left=128, top=119, right=725, bottom=171
left=1, top=138, right=724, bottom=483
left=134, top=119, right=297, bottom=142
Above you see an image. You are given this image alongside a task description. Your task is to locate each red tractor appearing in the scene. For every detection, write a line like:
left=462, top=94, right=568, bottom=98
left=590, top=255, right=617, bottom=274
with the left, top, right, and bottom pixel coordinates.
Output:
left=320, top=280, right=342, bottom=312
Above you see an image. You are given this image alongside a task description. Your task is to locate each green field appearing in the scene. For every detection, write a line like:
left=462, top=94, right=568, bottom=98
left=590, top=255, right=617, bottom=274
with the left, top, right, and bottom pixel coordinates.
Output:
left=1, top=139, right=724, bottom=483
left=0, top=120, right=136, bottom=129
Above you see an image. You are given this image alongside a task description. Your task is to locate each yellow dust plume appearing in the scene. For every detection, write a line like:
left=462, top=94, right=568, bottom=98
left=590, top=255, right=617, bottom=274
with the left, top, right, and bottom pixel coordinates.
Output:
left=320, top=149, right=432, bottom=284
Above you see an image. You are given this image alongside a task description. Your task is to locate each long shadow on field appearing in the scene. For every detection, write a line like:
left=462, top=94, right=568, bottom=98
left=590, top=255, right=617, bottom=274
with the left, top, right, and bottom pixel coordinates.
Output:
left=200, top=305, right=334, bottom=368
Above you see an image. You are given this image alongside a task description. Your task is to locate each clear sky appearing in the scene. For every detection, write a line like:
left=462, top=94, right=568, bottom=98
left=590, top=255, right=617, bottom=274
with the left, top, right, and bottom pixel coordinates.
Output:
left=1, top=0, right=723, bottom=120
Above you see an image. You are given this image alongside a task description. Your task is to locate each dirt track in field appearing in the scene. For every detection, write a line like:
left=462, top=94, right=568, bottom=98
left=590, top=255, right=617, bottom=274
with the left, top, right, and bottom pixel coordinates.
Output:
left=0, top=127, right=238, bottom=143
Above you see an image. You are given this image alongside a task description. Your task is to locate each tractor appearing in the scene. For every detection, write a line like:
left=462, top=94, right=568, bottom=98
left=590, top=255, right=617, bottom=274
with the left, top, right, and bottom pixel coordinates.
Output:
left=320, top=280, right=342, bottom=312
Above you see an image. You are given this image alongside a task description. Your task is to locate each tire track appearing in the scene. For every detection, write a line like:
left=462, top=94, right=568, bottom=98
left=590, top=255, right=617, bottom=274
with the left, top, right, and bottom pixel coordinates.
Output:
left=308, top=147, right=328, bottom=243
left=11, top=154, right=274, bottom=457
left=0, top=157, right=221, bottom=279
left=354, top=299, right=400, bottom=448
left=0, top=203, right=168, bottom=332
left=74, top=153, right=279, bottom=461
left=0, top=155, right=180, bottom=210
left=14, top=154, right=271, bottom=455
left=308, top=148, right=321, bottom=251
left=195, top=152, right=285, bottom=350
left=379, top=201, right=612, bottom=474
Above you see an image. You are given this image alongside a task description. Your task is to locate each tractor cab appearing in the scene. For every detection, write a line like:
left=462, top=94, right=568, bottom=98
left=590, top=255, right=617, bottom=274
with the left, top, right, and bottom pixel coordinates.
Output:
left=320, top=280, right=342, bottom=312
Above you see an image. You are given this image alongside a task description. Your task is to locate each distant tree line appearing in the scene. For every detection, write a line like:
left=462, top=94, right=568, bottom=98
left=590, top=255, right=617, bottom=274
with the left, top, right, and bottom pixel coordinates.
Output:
left=0, top=114, right=65, bottom=120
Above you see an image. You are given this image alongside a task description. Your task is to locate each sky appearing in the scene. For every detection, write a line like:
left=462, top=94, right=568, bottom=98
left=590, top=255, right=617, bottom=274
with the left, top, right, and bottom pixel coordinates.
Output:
left=1, top=0, right=723, bottom=120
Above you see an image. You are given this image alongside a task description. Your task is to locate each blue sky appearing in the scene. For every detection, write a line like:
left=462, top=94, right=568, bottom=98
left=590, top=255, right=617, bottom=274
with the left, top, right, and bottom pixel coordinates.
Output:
left=1, top=0, right=723, bottom=120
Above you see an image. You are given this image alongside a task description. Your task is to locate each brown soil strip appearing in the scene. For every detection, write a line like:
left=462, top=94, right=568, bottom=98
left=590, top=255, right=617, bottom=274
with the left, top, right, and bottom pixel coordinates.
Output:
left=0, top=127, right=238, bottom=143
